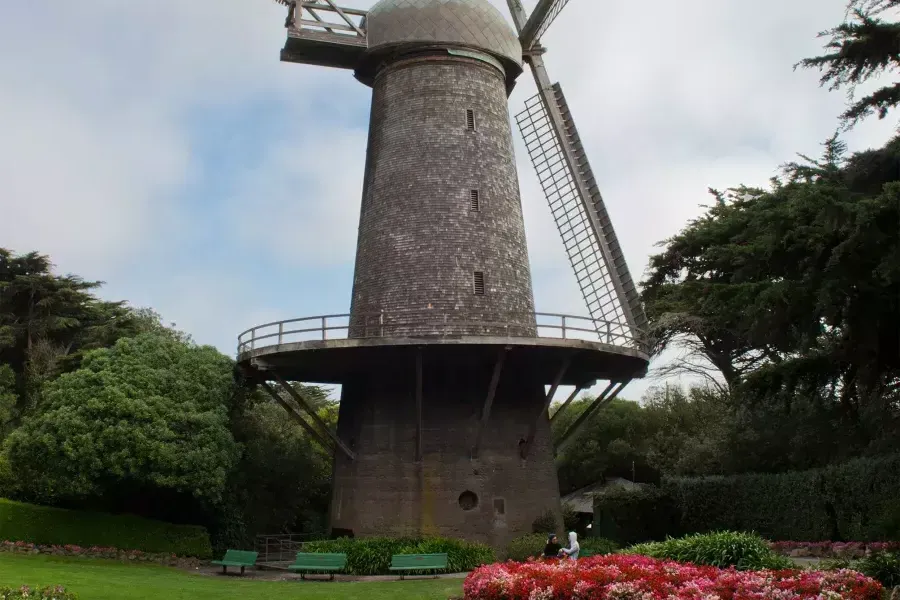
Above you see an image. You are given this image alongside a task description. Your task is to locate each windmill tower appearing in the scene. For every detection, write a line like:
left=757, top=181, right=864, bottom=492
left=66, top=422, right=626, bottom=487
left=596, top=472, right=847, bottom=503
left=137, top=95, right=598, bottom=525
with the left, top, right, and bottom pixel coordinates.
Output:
left=237, top=0, right=649, bottom=548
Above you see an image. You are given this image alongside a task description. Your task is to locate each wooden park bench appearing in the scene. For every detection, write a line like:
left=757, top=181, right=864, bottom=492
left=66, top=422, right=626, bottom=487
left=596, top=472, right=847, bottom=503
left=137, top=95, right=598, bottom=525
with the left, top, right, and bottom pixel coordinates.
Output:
left=287, top=552, right=348, bottom=580
left=211, top=549, right=258, bottom=575
left=389, top=553, right=449, bottom=579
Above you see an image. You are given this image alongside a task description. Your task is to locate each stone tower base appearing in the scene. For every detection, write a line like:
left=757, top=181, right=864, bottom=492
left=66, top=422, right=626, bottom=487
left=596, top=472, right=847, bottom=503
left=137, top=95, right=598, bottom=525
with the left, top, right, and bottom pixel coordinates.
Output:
left=329, top=354, right=562, bottom=549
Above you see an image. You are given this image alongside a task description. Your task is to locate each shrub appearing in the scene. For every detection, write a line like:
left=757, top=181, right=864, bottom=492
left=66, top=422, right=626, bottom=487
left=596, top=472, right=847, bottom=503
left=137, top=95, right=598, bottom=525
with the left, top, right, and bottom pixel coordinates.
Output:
left=0, top=498, right=211, bottom=558
left=824, top=552, right=900, bottom=589
left=301, top=536, right=494, bottom=575
left=0, top=586, right=77, bottom=599
left=579, top=536, right=618, bottom=557
left=595, top=454, right=900, bottom=543
left=463, top=554, right=884, bottom=600
left=505, top=534, right=617, bottom=562
left=593, top=485, right=678, bottom=545
left=506, top=534, right=550, bottom=562
left=623, top=531, right=795, bottom=571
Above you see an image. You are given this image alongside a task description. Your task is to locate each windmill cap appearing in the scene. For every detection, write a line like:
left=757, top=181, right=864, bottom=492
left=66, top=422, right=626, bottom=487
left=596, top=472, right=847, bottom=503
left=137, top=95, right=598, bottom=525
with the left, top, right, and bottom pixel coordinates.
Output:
left=364, top=0, right=523, bottom=72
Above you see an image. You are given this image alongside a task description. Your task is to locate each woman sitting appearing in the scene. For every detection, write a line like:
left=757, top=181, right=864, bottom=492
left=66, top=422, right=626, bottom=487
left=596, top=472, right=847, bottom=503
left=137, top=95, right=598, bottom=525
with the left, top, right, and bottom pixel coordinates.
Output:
left=542, top=534, right=561, bottom=558
left=558, top=531, right=580, bottom=560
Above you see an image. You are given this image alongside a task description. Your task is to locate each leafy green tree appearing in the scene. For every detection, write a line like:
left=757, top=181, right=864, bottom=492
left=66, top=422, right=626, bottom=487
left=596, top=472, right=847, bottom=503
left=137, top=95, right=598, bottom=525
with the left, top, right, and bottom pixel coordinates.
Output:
left=643, top=385, right=732, bottom=477
left=3, top=333, right=239, bottom=516
left=552, top=398, right=659, bottom=494
left=0, top=249, right=152, bottom=417
left=643, top=136, right=899, bottom=466
left=797, top=0, right=900, bottom=127
left=0, top=365, right=15, bottom=437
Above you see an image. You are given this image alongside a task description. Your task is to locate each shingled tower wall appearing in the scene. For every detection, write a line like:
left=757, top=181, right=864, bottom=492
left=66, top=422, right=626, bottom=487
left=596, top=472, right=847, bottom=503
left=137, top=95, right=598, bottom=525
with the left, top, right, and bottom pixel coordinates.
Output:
left=330, top=0, right=561, bottom=546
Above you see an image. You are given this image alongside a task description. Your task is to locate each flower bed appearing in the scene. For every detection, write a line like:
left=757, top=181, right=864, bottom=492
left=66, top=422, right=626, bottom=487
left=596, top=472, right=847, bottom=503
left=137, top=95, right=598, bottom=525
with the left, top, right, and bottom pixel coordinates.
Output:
left=463, top=555, right=884, bottom=600
left=0, top=585, right=77, bottom=599
left=0, top=540, right=201, bottom=569
left=770, top=541, right=900, bottom=559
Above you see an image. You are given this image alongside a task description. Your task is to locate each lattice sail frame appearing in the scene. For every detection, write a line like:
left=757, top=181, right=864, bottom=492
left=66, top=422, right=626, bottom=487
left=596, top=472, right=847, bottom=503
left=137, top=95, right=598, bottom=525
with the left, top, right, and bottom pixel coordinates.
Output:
left=515, top=85, right=648, bottom=348
left=519, top=0, right=571, bottom=49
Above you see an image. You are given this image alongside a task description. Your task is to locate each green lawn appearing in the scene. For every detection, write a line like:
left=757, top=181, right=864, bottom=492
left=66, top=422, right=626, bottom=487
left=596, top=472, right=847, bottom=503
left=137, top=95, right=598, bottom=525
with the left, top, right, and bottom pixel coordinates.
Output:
left=0, top=554, right=463, bottom=600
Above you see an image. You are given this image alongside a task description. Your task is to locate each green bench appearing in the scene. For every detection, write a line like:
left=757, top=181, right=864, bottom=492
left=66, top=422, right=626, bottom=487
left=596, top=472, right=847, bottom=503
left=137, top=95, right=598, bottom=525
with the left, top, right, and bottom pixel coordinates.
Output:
left=287, top=552, right=348, bottom=580
left=211, top=549, right=258, bottom=575
left=389, top=553, right=449, bottom=579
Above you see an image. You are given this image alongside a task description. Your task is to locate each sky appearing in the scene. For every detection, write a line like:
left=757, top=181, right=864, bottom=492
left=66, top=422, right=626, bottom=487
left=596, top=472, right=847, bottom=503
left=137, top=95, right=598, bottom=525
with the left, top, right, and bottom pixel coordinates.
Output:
left=0, top=0, right=896, bottom=403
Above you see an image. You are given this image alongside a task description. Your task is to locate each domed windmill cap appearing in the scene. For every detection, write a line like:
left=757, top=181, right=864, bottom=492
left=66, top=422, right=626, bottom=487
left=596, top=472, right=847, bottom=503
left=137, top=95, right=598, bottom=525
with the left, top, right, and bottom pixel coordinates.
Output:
left=359, top=0, right=523, bottom=82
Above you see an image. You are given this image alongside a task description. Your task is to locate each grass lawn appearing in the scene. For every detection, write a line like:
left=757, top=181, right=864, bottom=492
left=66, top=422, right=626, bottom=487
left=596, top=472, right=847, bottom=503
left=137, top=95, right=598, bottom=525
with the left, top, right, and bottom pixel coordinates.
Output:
left=0, top=553, right=463, bottom=600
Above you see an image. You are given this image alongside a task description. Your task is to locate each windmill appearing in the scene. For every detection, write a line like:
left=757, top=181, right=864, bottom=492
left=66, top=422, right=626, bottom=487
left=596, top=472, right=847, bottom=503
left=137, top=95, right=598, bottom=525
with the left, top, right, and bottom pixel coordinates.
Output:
left=238, top=0, right=650, bottom=548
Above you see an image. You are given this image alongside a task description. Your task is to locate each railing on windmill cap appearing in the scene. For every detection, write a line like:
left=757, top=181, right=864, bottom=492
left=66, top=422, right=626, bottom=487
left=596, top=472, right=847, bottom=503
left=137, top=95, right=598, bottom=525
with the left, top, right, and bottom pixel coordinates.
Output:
left=236, top=311, right=649, bottom=356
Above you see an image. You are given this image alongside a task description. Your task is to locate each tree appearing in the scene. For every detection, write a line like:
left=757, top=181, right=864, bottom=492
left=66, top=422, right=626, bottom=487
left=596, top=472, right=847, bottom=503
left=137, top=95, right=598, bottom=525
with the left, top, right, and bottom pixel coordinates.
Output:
left=0, top=365, right=15, bottom=438
left=0, top=249, right=152, bottom=418
left=797, top=0, right=900, bottom=128
left=552, top=398, right=659, bottom=494
left=642, top=136, right=900, bottom=461
left=3, top=333, right=239, bottom=519
left=642, top=385, right=732, bottom=477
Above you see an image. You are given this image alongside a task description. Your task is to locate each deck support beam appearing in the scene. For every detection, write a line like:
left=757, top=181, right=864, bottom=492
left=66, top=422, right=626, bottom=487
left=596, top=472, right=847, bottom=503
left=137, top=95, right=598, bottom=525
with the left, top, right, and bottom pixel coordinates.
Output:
left=554, top=380, right=630, bottom=455
left=260, top=381, right=335, bottom=454
left=415, top=347, right=424, bottom=462
left=271, top=372, right=357, bottom=461
left=471, top=346, right=510, bottom=459
left=549, top=383, right=589, bottom=424
left=521, top=354, right=573, bottom=458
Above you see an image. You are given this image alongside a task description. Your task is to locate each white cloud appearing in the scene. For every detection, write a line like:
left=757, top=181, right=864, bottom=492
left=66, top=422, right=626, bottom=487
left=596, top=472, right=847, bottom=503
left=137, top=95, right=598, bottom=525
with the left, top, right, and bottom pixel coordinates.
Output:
left=225, top=128, right=368, bottom=267
left=0, top=0, right=896, bottom=404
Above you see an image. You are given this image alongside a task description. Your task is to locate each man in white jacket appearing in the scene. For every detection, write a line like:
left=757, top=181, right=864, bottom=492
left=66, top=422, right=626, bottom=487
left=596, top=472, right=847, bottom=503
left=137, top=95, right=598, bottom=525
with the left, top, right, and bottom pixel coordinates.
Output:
left=559, top=531, right=580, bottom=560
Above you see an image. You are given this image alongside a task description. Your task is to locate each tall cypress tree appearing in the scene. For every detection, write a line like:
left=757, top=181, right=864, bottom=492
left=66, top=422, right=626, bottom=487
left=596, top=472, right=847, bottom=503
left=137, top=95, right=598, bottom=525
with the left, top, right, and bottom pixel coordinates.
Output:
left=797, top=0, right=900, bottom=127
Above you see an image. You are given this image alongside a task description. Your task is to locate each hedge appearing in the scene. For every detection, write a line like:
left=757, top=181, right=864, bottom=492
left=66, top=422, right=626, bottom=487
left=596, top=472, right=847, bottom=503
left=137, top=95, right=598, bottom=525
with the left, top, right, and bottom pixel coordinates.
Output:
left=594, top=454, right=900, bottom=544
left=301, top=536, right=495, bottom=575
left=0, top=498, right=212, bottom=558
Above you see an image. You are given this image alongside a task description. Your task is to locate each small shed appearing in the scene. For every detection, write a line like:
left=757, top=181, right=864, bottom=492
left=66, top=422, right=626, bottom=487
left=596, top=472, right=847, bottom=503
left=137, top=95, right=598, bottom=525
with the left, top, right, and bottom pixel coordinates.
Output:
left=562, top=477, right=646, bottom=530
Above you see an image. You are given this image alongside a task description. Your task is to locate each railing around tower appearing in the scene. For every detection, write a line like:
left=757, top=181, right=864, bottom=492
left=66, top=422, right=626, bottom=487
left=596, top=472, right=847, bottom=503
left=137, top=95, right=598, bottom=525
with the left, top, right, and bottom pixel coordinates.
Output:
left=236, top=311, right=648, bottom=357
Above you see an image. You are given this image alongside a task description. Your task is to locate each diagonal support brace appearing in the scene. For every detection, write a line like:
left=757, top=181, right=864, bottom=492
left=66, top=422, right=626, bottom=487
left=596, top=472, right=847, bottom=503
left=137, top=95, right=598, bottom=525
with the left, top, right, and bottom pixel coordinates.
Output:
left=271, top=372, right=356, bottom=461
left=472, top=347, right=509, bottom=459
left=549, top=381, right=592, bottom=424
left=553, top=380, right=630, bottom=455
left=260, top=381, right=335, bottom=453
left=521, top=354, right=573, bottom=458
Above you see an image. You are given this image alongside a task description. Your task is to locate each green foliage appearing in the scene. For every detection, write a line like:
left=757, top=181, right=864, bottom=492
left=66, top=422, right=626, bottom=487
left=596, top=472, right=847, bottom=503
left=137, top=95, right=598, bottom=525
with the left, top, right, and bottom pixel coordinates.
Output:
left=0, top=249, right=160, bottom=419
left=3, top=333, right=238, bottom=510
left=0, top=366, right=15, bottom=438
left=213, top=399, right=331, bottom=552
left=579, top=537, right=619, bottom=557
left=506, top=534, right=552, bottom=562
left=669, top=454, right=900, bottom=542
left=505, top=533, right=617, bottom=562
left=797, top=0, right=900, bottom=127
left=553, top=398, right=661, bottom=494
left=823, top=552, right=900, bottom=588
left=624, top=532, right=794, bottom=571
left=0, top=498, right=211, bottom=558
left=301, top=537, right=494, bottom=575
left=641, top=136, right=900, bottom=474
left=0, top=585, right=77, bottom=600
left=596, top=455, right=900, bottom=545
left=593, top=486, right=678, bottom=545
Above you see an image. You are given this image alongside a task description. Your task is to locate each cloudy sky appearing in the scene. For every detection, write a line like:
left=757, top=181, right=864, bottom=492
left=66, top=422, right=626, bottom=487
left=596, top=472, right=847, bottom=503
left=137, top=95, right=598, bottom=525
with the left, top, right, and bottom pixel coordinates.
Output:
left=0, top=0, right=895, bottom=401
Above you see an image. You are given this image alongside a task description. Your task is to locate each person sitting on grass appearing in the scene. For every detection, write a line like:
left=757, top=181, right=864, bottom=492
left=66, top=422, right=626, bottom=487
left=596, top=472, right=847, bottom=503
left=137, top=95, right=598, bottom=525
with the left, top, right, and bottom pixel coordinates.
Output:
left=558, top=531, right=580, bottom=560
left=542, top=534, right=561, bottom=558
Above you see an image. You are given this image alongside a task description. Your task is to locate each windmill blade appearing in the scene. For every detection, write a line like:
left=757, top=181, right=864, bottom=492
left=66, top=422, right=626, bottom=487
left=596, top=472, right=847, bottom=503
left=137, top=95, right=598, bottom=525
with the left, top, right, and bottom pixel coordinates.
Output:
left=518, top=0, right=571, bottom=50
left=515, top=59, right=648, bottom=350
